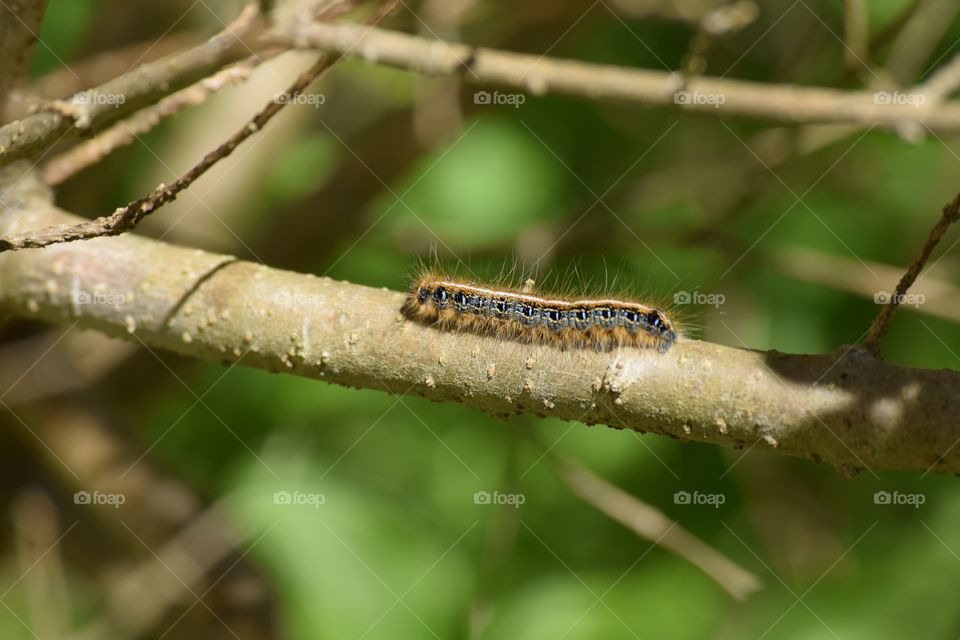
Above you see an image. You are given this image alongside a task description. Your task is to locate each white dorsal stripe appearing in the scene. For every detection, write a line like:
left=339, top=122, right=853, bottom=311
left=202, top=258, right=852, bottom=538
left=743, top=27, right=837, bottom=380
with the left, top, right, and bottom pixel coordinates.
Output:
left=434, top=280, right=660, bottom=312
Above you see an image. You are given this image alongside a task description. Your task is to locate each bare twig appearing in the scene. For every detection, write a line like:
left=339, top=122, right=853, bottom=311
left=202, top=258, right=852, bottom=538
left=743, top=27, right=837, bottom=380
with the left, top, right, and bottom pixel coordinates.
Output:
left=843, top=0, right=869, bottom=71
left=770, top=246, right=960, bottom=325
left=272, top=21, right=960, bottom=131
left=863, top=191, right=960, bottom=352
left=885, top=0, right=959, bottom=85
left=0, top=3, right=262, bottom=166
left=870, top=0, right=924, bottom=53
left=0, top=0, right=49, bottom=121
left=553, top=457, right=762, bottom=600
left=916, top=51, right=960, bottom=100
left=0, top=53, right=334, bottom=252
left=5, top=32, right=200, bottom=120
left=607, top=0, right=757, bottom=35
left=3, top=174, right=960, bottom=475
left=0, top=0, right=401, bottom=252
left=40, top=52, right=279, bottom=186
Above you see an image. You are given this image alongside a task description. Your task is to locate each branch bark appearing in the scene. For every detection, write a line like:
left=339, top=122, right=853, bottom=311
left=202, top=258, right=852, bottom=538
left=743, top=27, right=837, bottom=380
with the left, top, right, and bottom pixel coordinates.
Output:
left=270, top=20, right=960, bottom=131
left=2, top=171, right=959, bottom=475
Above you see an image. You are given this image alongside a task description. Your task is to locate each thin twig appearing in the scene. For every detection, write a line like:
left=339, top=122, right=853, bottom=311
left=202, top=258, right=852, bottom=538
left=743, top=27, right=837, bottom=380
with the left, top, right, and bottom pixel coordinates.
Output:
left=0, top=50, right=331, bottom=252
left=863, top=190, right=960, bottom=352
left=770, top=246, right=960, bottom=325
left=271, top=20, right=960, bottom=131
left=40, top=52, right=280, bottom=186
left=917, top=51, right=960, bottom=100
left=0, top=3, right=262, bottom=166
left=4, top=31, right=200, bottom=120
left=843, top=0, right=869, bottom=71
left=0, top=0, right=401, bottom=253
left=551, top=455, right=762, bottom=600
left=885, top=0, right=959, bottom=85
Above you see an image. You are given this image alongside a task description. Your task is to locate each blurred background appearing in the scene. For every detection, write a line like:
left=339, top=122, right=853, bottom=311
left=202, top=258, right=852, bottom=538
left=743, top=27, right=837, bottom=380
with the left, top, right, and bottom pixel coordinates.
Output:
left=2, top=0, right=960, bottom=637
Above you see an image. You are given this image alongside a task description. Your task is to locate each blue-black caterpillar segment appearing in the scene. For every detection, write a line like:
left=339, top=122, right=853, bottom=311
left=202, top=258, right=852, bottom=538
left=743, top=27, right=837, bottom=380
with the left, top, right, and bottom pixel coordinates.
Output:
left=402, top=274, right=678, bottom=353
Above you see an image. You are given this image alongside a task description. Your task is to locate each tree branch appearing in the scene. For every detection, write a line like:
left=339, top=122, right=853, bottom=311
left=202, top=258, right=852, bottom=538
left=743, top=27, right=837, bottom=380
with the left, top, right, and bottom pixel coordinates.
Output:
left=843, top=0, right=869, bottom=71
left=0, top=52, right=334, bottom=252
left=0, top=0, right=400, bottom=252
left=39, top=53, right=275, bottom=186
left=271, top=20, right=960, bottom=131
left=553, top=457, right=761, bottom=601
left=0, top=2, right=262, bottom=167
left=2, top=171, right=959, bottom=476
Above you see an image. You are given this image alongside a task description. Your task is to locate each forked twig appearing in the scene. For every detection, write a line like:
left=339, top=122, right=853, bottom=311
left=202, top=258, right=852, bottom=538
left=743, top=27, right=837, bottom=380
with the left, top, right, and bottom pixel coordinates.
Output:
left=0, top=0, right=401, bottom=253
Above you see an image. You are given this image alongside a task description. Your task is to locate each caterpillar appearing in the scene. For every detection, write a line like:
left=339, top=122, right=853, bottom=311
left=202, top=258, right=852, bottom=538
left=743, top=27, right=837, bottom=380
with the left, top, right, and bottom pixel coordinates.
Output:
left=402, top=271, right=678, bottom=353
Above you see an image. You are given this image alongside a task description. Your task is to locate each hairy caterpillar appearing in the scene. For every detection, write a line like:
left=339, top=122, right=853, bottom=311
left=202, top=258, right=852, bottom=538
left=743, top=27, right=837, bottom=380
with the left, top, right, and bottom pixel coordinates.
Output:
left=402, top=271, right=678, bottom=353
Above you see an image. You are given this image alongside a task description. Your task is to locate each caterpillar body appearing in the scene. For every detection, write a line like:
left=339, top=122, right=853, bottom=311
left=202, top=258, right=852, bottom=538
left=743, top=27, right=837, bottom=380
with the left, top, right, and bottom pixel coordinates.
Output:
left=402, top=272, right=678, bottom=353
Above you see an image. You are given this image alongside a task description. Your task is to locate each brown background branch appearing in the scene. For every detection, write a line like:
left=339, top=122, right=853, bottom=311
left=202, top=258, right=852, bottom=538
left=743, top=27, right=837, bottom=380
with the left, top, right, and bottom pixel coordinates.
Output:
left=0, top=52, right=334, bottom=253
left=0, top=3, right=262, bottom=167
left=0, top=0, right=49, bottom=120
left=39, top=54, right=273, bottom=186
left=863, top=191, right=960, bottom=351
left=0, top=0, right=400, bottom=253
left=274, top=20, right=960, bottom=131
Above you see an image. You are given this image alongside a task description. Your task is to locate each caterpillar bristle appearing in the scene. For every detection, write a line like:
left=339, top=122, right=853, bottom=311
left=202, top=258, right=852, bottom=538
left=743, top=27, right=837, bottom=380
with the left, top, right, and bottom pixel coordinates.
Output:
left=402, top=269, right=680, bottom=353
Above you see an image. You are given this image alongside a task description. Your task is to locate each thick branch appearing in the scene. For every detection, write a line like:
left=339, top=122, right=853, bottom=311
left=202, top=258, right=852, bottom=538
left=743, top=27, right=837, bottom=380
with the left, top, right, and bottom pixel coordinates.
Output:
left=2, top=175, right=959, bottom=475
left=272, top=20, right=960, bottom=131
left=0, top=3, right=261, bottom=167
